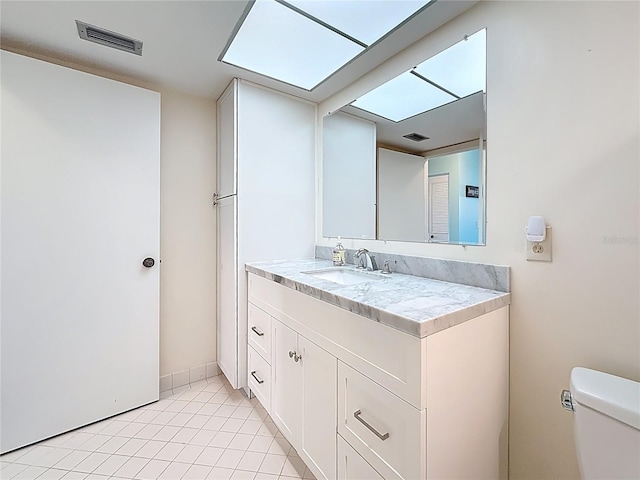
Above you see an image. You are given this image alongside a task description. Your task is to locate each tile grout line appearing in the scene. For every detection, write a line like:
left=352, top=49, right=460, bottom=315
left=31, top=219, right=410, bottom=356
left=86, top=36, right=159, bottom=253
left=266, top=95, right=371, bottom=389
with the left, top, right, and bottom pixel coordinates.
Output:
left=0, top=374, right=316, bottom=480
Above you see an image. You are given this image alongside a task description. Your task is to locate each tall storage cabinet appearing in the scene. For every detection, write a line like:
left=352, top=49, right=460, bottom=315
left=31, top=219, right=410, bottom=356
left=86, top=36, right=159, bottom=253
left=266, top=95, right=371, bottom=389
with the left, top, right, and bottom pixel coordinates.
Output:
left=216, top=79, right=316, bottom=390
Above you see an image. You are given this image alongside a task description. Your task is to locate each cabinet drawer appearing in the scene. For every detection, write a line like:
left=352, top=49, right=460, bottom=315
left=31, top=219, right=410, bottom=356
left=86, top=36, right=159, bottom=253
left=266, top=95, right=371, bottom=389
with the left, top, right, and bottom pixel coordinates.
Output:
left=338, top=435, right=384, bottom=480
left=248, top=303, right=271, bottom=364
left=338, top=362, right=424, bottom=480
left=248, top=346, right=271, bottom=412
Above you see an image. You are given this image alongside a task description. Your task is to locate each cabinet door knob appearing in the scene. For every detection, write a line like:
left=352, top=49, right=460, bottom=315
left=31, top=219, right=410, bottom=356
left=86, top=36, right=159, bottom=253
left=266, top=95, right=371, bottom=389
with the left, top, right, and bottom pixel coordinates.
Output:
left=288, top=350, right=302, bottom=362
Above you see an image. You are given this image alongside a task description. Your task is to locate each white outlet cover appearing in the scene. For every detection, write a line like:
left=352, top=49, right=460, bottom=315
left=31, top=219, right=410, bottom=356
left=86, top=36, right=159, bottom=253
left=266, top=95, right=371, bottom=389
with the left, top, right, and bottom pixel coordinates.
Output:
left=526, top=226, right=552, bottom=262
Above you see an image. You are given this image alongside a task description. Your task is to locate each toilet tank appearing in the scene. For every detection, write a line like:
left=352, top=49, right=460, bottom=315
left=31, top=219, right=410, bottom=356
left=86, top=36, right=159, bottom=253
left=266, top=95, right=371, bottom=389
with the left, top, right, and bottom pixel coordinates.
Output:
left=570, top=367, right=640, bottom=480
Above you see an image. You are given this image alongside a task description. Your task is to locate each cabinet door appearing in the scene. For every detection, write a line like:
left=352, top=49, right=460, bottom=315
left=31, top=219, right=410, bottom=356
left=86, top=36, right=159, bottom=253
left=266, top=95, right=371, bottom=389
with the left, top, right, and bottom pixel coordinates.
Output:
left=217, top=79, right=236, bottom=198
left=300, top=336, right=337, bottom=480
left=337, top=435, right=384, bottom=480
left=271, top=320, right=302, bottom=445
left=217, top=195, right=238, bottom=386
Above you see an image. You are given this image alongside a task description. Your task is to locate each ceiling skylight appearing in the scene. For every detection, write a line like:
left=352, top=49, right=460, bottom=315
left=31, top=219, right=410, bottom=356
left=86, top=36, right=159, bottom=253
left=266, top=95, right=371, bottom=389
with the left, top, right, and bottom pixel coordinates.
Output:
left=413, top=29, right=486, bottom=97
left=351, top=71, right=457, bottom=122
left=222, top=0, right=363, bottom=90
left=220, top=0, right=432, bottom=90
left=286, top=0, right=430, bottom=45
left=350, top=28, right=486, bottom=122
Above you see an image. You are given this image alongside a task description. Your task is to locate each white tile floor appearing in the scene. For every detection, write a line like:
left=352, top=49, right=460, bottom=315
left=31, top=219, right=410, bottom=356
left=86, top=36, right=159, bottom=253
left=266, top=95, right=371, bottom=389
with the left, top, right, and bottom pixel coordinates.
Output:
left=0, top=375, right=315, bottom=480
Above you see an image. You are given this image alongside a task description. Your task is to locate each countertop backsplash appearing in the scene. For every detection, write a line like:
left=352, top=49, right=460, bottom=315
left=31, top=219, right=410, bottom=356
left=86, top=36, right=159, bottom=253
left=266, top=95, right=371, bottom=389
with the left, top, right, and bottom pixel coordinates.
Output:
left=315, top=245, right=510, bottom=293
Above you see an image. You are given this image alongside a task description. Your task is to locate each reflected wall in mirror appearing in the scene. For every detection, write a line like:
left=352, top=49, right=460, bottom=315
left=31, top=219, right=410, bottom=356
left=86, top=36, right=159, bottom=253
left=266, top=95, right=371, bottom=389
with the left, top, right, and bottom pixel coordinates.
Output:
left=323, top=111, right=376, bottom=239
left=322, top=28, right=487, bottom=245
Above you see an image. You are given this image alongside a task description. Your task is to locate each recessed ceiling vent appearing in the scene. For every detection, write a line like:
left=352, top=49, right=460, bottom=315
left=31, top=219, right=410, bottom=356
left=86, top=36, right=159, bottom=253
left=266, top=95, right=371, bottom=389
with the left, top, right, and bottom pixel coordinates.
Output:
left=403, top=133, right=430, bottom=142
left=76, top=20, right=143, bottom=56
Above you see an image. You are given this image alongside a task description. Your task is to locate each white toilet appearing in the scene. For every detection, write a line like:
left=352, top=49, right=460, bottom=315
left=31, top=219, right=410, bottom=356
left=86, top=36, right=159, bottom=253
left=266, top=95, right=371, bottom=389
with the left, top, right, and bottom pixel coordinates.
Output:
left=563, top=367, right=640, bottom=479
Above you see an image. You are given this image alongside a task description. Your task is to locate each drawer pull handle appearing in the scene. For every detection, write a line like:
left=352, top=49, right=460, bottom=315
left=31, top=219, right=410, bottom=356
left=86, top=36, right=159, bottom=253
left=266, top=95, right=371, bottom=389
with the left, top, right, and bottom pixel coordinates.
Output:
left=288, top=350, right=302, bottom=362
left=250, top=371, right=264, bottom=384
left=354, top=410, right=389, bottom=441
left=251, top=326, right=264, bottom=337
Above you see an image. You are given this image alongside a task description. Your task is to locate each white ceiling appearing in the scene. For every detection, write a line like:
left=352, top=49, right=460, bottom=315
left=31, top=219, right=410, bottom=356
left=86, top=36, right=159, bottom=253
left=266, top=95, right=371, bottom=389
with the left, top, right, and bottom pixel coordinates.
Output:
left=0, top=0, right=477, bottom=103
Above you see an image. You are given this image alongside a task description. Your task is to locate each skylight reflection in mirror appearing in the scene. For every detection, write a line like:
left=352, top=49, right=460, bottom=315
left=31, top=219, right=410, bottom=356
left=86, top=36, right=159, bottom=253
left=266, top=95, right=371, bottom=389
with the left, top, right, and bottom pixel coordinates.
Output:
left=351, top=71, right=457, bottom=122
left=350, top=28, right=486, bottom=121
left=286, top=0, right=431, bottom=45
left=413, top=29, right=486, bottom=97
left=222, top=0, right=364, bottom=90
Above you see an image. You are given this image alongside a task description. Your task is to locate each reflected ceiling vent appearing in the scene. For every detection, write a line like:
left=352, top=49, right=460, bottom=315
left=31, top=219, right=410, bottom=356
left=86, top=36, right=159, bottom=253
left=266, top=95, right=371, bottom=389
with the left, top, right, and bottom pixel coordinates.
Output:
left=403, top=133, right=430, bottom=142
left=76, top=20, right=143, bottom=56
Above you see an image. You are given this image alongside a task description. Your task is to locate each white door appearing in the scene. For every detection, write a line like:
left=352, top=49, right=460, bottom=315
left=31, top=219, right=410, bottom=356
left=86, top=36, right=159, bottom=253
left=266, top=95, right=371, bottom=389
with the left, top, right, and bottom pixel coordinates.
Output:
left=0, top=51, right=160, bottom=453
left=427, top=174, right=450, bottom=242
left=216, top=194, right=238, bottom=386
left=271, top=320, right=302, bottom=445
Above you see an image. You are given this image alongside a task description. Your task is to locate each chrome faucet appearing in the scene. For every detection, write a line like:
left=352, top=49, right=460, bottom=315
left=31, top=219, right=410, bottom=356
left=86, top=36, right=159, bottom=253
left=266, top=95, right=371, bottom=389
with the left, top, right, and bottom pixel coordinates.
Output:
left=354, top=248, right=377, bottom=271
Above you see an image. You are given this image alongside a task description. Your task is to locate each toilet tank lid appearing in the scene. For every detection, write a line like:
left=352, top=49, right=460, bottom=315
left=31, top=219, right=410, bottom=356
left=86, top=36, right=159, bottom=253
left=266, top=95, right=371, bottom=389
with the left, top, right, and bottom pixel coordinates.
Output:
left=571, top=367, right=640, bottom=430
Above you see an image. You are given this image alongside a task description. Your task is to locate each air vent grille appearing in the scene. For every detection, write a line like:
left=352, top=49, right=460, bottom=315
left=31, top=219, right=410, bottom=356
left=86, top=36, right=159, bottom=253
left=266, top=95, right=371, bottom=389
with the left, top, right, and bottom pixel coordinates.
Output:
left=403, top=133, right=430, bottom=142
left=76, top=20, right=143, bottom=56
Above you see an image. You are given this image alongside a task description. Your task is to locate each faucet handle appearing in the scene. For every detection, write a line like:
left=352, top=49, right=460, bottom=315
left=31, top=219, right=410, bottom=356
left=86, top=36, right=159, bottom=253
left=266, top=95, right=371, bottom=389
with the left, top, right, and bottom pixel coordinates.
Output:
left=381, top=260, right=395, bottom=274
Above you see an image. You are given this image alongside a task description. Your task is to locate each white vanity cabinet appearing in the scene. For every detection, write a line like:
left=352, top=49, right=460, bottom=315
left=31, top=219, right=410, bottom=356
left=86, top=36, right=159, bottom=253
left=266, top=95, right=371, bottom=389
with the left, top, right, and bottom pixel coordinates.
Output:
left=247, top=272, right=509, bottom=480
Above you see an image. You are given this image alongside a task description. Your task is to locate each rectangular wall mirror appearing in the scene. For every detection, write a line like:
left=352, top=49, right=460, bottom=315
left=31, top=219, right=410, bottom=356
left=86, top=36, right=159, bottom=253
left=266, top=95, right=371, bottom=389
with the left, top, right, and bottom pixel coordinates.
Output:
left=322, top=28, right=487, bottom=245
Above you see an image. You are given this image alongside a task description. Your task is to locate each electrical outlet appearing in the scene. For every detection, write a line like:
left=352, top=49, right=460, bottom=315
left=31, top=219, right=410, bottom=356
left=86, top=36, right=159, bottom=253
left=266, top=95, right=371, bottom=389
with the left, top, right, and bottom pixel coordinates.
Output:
left=526, top=226, right=552, bottom=262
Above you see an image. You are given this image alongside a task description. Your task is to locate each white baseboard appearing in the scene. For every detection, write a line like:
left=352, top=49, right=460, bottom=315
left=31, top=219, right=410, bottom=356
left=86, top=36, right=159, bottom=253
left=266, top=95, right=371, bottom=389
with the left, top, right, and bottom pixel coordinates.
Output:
left=159, top=361, right=221, bottom=395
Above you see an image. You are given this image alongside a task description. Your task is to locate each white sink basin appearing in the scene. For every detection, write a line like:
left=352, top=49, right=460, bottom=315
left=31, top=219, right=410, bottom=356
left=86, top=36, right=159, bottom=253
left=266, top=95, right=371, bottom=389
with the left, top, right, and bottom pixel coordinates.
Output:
left=302, top=268, right=386, bottom=285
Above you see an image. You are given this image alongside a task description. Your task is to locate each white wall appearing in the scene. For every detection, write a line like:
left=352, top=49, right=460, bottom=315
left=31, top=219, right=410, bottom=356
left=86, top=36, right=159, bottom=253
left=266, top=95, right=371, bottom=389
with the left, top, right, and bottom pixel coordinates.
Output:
left=0, top=47, right=217, bottom=381
left=159, top=91, right=216, bottom=378
left=318, top=2, right=640, bottom=479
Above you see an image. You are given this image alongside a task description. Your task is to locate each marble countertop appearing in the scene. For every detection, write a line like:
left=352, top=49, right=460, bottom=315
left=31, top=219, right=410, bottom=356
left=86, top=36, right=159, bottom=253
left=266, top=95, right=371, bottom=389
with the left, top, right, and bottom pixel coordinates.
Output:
left=246, top=258, right=511, bottom=338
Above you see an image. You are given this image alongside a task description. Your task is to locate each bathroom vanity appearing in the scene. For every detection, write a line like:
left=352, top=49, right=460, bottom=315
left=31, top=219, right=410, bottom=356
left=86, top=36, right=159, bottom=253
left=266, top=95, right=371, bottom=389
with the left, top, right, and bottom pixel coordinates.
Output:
left=245, top=258, right=510, bottom=480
